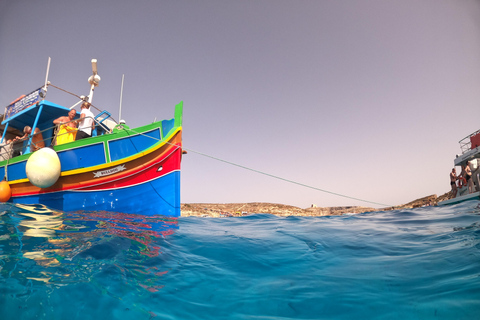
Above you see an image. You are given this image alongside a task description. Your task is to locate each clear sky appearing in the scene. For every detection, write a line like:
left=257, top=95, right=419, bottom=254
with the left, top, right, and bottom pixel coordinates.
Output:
left=1, top=0, right=479, bottom=209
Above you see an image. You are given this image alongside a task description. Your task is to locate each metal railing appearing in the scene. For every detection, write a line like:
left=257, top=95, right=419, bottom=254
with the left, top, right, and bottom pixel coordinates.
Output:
left=459, top=129, right=480, bottom=154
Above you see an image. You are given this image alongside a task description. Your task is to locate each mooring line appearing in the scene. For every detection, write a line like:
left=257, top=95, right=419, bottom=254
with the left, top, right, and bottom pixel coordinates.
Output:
left=123, top=127, right=393, bottom=208
left=48, top=83, right=115, bottom=118
left=181, top=146, right=393, bottom=208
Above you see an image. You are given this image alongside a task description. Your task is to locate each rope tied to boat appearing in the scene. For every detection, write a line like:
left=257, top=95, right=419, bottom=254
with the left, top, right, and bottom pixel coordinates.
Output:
left=122, top=126, right=393, bottom=208
left=47, top=83, right=116, bottom=120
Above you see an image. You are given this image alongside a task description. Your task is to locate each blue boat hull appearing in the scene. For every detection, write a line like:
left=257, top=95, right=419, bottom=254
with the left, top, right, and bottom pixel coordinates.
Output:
left=10, top=171, right=181, bottom=216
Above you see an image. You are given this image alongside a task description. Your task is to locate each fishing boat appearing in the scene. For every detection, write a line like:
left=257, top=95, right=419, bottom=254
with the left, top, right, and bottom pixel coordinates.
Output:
left=0, top=59, right=183, bottom=217
left=438, top=129, right=480, bottom=206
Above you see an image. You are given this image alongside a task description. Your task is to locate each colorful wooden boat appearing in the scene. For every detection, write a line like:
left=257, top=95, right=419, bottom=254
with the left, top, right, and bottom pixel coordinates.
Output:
left=0, top=61, right=183, bottom=217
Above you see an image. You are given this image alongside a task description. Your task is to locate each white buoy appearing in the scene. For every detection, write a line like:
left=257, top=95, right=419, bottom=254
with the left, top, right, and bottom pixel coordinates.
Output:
left=26, top=147, right=61, bottom=188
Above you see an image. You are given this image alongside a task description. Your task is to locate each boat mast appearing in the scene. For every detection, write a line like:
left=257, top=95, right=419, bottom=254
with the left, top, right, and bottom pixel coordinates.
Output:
left=42, top=57, right=51, bottom=98
left=119, top=74, right=124, bottom=122
left=87, top=59, right=101, bottom=103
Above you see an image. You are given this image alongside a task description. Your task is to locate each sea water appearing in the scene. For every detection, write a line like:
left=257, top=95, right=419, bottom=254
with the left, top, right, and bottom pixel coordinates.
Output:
left=0, top=201, right=479, bottom=320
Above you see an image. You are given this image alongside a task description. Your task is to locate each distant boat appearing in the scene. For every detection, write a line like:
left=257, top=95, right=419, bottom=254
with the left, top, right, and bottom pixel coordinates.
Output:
left=0, top=60, right=183, bottom=216
left=438, top=129, right=480, bottom=206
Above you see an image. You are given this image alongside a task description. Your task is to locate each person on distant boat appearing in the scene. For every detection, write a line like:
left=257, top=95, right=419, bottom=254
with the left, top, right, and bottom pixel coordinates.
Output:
left=450, top=168, right=458, bottom=197
left=465, top=161, right=474, bottom=194
left=75, top=102, right=95, bottom=141
left=53, top=109, right=78, bottom=145
left=14, top=126, right=45, bottom=152
left=472, top=159, right=480, bottom=193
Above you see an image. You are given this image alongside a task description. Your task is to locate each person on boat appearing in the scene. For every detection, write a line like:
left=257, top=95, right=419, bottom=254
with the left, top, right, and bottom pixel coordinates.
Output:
left=0, top=139, right=13, bottom=161
left=53, top=109, right=78, bottom=145
left=450, top=168, right=458, bottom=198
left=14, top=126, right=45, bottom=152
left=11, top=138, right=22, bottom=157
left=465, top=161, right=474, bottom=194
left=75, top=102, right=95, bottom=141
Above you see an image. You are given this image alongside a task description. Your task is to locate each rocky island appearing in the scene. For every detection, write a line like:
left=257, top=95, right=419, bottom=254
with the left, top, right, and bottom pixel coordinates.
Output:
left=181, top=192, right=453, bottom=217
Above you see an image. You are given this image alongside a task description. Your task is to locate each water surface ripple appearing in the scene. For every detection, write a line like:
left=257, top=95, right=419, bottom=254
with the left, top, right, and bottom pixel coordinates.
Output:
left=0, top=201, right=479, bottom=319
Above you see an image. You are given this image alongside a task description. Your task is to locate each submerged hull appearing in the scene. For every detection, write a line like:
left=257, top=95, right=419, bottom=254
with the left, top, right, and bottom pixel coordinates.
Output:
left=1, top=101, right=183, bottom=217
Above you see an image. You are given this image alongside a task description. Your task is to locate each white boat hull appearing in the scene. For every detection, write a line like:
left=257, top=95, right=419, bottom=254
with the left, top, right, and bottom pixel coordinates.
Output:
left=437, top=191, right=480, bottom=206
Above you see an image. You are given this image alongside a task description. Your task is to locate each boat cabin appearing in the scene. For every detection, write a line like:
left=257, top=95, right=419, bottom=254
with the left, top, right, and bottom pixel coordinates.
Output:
left=1, top=89, right=112, bottom=157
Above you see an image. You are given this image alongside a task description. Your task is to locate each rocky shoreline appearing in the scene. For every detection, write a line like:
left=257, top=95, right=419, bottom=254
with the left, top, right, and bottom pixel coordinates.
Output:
left=181, top=192, right=453, bottom=217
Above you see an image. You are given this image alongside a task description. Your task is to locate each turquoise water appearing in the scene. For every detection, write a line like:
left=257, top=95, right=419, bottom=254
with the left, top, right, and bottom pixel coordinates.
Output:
left=1, top=201, right=480, bottom=319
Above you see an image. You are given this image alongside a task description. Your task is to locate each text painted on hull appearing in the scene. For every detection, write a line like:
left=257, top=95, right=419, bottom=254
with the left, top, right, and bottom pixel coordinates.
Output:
left=93, top=165, right=126, bottom=178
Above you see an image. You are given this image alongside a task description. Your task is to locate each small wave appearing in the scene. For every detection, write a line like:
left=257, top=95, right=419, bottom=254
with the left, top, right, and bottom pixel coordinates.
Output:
left=0, top=201, right=479, bottom=319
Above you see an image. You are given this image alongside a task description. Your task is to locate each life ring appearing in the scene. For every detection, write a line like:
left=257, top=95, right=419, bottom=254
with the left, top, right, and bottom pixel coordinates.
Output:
left=458, top=177, right=467, bottom=188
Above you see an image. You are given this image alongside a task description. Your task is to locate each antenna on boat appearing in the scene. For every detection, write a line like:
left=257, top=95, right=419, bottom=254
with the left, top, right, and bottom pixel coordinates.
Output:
left=87, top=59, right=101, bottom=103
left=41, top=57, right=51, bottom=98
left=119, top=74, right=124, bottom=122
